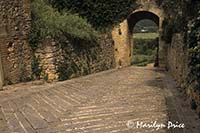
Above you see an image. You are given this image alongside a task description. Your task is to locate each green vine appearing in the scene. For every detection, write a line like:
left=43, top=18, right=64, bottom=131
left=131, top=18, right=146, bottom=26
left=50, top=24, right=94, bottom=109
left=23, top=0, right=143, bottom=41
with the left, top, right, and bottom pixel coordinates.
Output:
left=187, top=16, right=200, bottom=91
left=31, top=55, right=43, bottom=80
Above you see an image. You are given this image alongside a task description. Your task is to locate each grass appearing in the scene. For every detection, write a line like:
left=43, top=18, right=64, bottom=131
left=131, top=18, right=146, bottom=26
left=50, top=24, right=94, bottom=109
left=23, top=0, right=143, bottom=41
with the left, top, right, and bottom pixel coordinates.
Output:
left=133, top=33, right=159, bottom=39
left=131, top=55, right=155, bottom=66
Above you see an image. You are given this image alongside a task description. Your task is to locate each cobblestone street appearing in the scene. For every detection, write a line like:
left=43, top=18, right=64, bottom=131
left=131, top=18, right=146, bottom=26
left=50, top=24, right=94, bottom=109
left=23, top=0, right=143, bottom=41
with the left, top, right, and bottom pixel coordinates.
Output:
left=0, top=66, right=199, bottom=133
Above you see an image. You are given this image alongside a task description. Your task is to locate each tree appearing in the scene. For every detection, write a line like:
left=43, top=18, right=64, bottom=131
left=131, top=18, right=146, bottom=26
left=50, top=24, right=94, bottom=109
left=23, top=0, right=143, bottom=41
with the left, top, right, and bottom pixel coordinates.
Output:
left=48, top=0, right=137, bottom=30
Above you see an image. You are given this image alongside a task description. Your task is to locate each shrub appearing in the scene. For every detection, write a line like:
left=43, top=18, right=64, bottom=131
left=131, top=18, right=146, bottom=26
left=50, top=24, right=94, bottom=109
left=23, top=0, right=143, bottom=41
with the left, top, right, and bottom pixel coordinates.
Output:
left=29, top=0, right=98, bottom=50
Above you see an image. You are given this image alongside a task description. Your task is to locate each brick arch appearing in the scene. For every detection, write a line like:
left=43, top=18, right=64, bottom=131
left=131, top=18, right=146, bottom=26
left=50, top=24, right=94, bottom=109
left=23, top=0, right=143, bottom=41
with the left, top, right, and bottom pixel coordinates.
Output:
left=112, top=5, right=166, bottom=68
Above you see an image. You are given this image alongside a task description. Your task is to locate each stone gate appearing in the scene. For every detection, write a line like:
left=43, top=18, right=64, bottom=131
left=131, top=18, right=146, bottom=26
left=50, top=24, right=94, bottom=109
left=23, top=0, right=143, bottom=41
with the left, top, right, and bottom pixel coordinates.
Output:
left=112, top=0, right=166, bottom=68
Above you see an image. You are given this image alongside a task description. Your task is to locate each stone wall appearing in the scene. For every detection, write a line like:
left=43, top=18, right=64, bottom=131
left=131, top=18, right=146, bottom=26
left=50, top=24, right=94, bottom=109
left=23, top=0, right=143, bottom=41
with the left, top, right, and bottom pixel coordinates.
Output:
left=0, top=0, right=114, bottom=85
left=34, top=39, right=61, bottom=81
left=167, top=33, right=200, bottom=117
left=167, top=33, right=188, bottom=85
left=112, top=20, right=132, bottom=68
left=0, top=0, right=32, bottom=85
left=35, top=34, right=115, bottom=81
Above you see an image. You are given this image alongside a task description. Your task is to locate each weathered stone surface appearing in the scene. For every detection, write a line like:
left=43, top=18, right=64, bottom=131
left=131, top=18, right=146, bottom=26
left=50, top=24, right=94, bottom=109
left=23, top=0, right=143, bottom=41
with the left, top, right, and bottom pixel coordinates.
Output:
left=0, top=0, right=32, bottom=85
left=167, top=33, right=187, bottom=85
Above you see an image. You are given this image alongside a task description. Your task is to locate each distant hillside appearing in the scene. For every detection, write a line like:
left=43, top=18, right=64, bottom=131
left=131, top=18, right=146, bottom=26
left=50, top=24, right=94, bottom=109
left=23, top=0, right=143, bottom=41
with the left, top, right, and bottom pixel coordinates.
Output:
left=133, top=19, right=158, bottom=33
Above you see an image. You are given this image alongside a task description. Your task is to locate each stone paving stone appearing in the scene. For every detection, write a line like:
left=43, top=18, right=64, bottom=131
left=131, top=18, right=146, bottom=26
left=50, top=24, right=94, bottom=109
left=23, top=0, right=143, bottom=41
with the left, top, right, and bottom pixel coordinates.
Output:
left=3, top=112, right=25, bottom=132
left=32, top=94, right=64, bottom=118
left=27, top=95, right=59, bottom=123
left=20, top=104, right=48, bottom=129
left=14, top=112, right=35, bottom=133
left=0, top=107, right=10, bottom=133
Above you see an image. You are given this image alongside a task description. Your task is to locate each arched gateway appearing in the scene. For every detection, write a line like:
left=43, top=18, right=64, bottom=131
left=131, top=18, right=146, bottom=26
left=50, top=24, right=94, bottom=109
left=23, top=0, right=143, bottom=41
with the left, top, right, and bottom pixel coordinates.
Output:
left=112, top=1, right=166, bottom=68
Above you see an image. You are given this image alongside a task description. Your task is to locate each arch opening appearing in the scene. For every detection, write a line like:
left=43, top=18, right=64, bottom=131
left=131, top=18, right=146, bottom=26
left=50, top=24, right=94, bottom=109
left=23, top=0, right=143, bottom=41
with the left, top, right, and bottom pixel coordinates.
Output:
left=127, top=11, right=160, bottom=67
left=127, top=11, right=160, bottom=34
left=133, top=19, right=158, bottom=33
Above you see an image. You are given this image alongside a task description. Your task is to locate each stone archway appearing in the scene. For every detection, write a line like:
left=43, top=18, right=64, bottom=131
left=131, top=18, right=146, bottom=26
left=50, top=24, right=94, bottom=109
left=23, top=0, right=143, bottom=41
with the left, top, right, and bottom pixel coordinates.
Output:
left=112, top=2, right=166, bottom=68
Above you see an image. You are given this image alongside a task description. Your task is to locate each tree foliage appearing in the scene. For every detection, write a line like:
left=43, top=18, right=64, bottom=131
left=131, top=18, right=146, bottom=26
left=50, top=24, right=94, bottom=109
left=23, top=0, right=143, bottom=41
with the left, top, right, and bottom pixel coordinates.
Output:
left=48, top=0, right=137, bottom=30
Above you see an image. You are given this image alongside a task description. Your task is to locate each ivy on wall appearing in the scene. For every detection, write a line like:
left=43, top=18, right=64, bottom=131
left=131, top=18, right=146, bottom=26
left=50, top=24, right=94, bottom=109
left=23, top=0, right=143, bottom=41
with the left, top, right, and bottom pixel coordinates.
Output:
left=187, top=16, right=200, bottom=91
left=161, top=15, right=183, bottom=43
